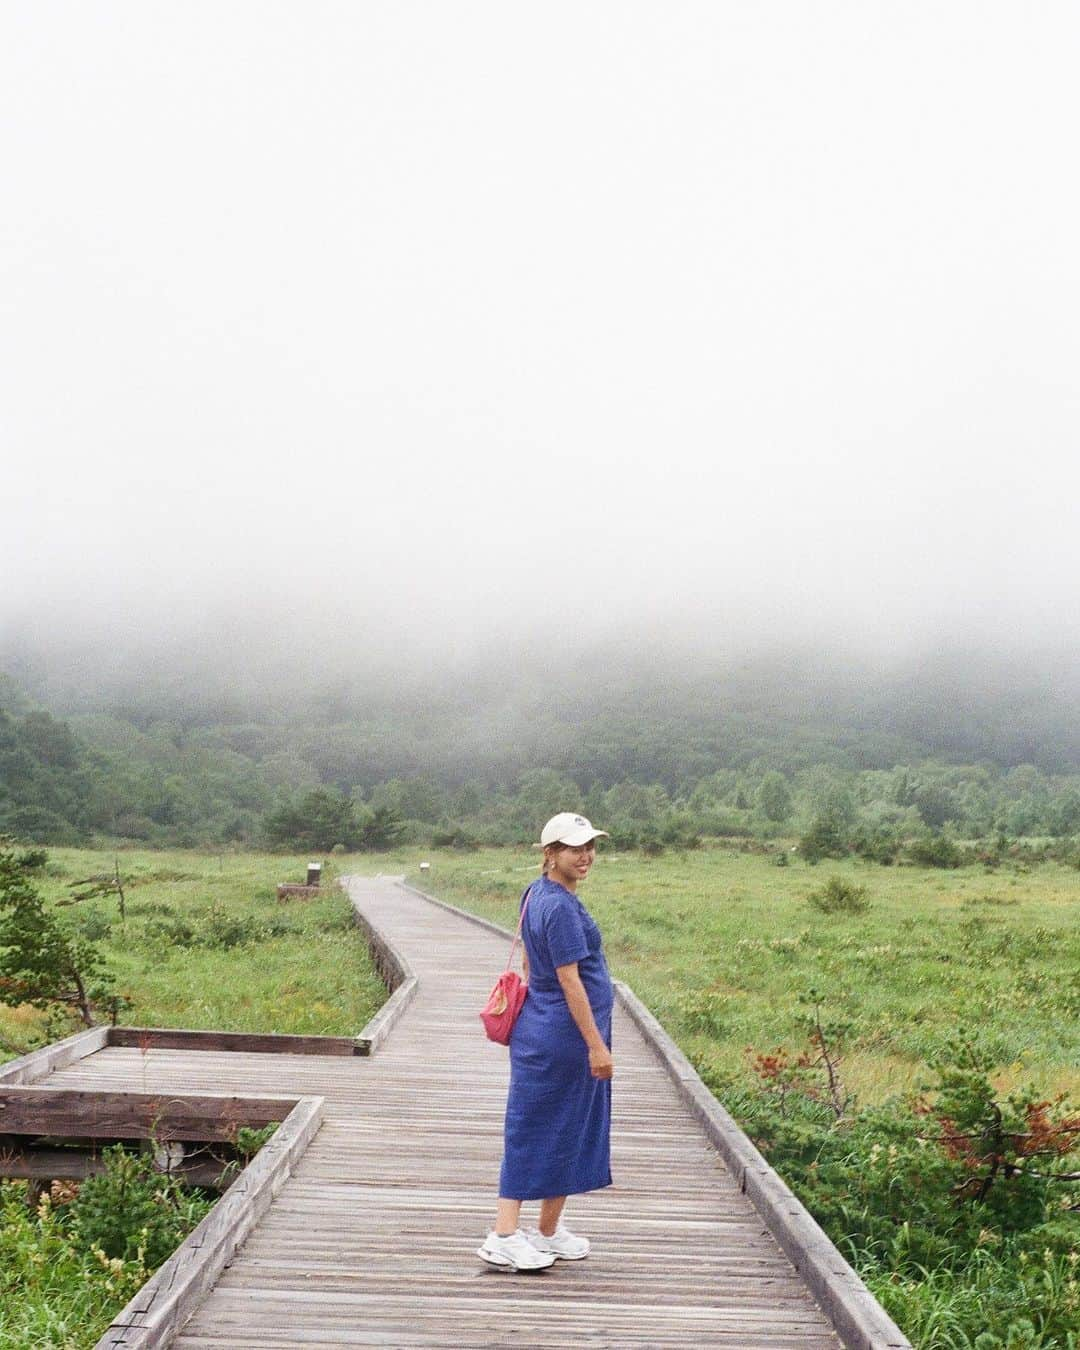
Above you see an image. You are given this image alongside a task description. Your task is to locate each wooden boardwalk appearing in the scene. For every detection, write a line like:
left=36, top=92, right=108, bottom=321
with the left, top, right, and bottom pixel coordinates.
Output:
left=42, top=877, right=887, bottom=1347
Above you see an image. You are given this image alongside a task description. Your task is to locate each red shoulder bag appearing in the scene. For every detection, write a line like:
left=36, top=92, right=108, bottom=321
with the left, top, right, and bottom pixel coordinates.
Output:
left=479, top=887, right=533, bottom=1045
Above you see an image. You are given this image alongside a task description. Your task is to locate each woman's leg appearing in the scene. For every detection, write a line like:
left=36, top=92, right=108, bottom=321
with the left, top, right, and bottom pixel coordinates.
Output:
left=537, top=1195, right=567, bottom=1236
left=495, top=1196, right=522, bottom=1236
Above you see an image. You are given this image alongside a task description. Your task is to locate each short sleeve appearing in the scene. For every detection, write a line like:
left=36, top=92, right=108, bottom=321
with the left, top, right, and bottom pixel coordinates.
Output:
left=543, top=897, right=589, bottom=969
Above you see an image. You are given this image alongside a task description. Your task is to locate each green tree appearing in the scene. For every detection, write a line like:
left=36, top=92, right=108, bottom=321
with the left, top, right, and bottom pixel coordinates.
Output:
left=371, top=777, right=445, bottom=823
left=357, top=804, right=405, bottom=851
left=263, top=788, right=360, bottom=850
left=756, top=771, right=793, bottom=822
left=1046, top=786, right=1080, bottom=836
left=0, top=839, right=114, bottom=1025
left=798, top=812, right=849, bottom=863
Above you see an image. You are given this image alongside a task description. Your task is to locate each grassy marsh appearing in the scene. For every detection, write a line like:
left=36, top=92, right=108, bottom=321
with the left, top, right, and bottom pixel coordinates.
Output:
left=0, top=848, right=385, bottom=1056
left=397, top=843, right=1080, bottom=1105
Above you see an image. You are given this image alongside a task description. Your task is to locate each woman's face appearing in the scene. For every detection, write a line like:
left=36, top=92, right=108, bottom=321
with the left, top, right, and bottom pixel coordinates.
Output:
left=547, top=840, right=597, bottom=888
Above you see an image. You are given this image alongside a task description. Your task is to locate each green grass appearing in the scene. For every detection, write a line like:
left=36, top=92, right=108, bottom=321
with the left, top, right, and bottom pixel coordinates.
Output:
left=389, top=842, right=1080, bottom=1106
left=1, top=848, right=386, bottom=1054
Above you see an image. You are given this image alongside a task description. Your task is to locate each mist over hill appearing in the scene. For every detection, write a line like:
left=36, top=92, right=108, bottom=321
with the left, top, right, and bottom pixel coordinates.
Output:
left=4, top=627, right=1080, bottom=774
left=3, top=627, right=1080, bottom=848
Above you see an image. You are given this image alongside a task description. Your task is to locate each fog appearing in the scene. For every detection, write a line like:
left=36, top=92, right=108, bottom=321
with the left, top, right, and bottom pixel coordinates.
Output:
left=3, top=2, right=1078, bottom=691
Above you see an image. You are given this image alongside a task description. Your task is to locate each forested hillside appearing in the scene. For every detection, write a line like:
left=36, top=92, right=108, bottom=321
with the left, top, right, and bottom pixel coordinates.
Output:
left=3, top=646, right=1080, bottom=850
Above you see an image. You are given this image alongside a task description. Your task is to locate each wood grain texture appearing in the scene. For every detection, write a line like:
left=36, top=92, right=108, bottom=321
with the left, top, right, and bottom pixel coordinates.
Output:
left=107, top=1028, right=363, bottom=1057
left=0, top=1025, right=108, bottom=1085
left=0, top=1085, right=300, bottom=1142
left=94, top=1095, right=323, bottom=1348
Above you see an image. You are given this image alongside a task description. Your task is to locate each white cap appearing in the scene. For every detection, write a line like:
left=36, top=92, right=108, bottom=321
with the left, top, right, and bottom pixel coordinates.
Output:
left=538, top=812, right=609, bottom=848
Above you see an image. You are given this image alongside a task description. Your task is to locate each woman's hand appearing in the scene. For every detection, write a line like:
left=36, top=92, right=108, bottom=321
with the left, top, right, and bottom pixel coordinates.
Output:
left=555, top=961, right=614, bottom=1079
left=588, top=1044, right=614, bottom=1079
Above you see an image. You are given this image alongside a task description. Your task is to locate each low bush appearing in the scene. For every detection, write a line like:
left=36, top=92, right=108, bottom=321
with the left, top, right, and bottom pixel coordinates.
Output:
left=672, top=988, right=729, bottom=1035
left=431, top=822, right=480, bottom=849
left=908, top=831, right=965, bottom=868
left=68, top=906, right=114, bottom=943
left=72, top=1145, right=213, bottom=1267
left=0, top=1147, right=213, bottom=1347
left=721, top=1023, right=1080, bottom=1349
left=798, top=814, right=851, bottom=864
left=144, top=907, right=297, bottom=951
left=852, top=826, right=903, bottom=865
left=808, top=875, right=871, bottom=914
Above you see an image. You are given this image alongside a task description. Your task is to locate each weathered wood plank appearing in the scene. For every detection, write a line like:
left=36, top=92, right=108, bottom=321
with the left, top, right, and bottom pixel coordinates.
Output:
left=0, top=1086, right=299, bottom=1142
left=0, top=1025, right=108, bottom=1085
left=108, top=1028, right=361, bottom=1058
left=350, top=900, right=419, bottom=1054
left=94, top=1096, right=323, bottom=1349
left=0, top=1145, right=228, bottom=1189
left=353, top=975, right=418, bottom=1056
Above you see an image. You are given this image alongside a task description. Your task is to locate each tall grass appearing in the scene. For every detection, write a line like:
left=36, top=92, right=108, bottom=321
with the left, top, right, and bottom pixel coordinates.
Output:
left=401, top=843, right=1080, bottom=1103
left=0, top=848, right=386, bottom=1052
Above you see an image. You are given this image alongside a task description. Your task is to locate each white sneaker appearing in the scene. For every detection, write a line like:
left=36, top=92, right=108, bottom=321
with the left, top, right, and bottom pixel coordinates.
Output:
left=523, top=1223, right=591, bottom=1260
left=477, top=1229, right=556, bottom=1271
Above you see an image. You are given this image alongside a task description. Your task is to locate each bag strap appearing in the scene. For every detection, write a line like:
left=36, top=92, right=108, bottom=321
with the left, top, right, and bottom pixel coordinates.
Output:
left=505, top=885, right=534, bottom=973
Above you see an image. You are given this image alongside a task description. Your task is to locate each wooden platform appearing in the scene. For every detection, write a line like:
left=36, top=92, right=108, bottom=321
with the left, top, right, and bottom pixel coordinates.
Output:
left=36, top=877, right=900, bottom=1347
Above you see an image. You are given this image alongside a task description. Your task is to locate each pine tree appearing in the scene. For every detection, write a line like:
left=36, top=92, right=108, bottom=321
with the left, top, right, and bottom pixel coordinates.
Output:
left=0, top=839, right=112, bottom=1026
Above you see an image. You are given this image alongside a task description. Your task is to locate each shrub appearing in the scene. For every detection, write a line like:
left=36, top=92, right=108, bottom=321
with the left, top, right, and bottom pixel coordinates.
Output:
left=15, top=847, right=48, bottom=873
left=68, top=907, right=114, bottom=943
left=672, top=988, right=729, bottom=1035
left=431, top=822, right=480, bottom=849
left=798, top=813, right=850, bottom=863
left=201, top=912, right=270, bottom=949
left=145, top=915, right=197, bottom=946
left=0, top=837, right=115, bottom=1026
left=144, top=909, right=295, bottom=951
left=71, top=1144, right=213, bottom=1267
left=852, top=826, right=902, bottom=865
left=907, top=831, right=964, bottom=868
left=639, top=828, right=665, bottom=857
left=724, top=1024, right=1080, bottom=1349
left=808, top=876, right=871, bottom=914
left=659, top=815, right=702, bottom=850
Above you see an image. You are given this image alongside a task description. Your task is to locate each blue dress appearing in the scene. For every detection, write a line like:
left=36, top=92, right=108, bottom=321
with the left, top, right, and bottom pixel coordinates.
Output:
left=499, top=875, right=614, bottom=1201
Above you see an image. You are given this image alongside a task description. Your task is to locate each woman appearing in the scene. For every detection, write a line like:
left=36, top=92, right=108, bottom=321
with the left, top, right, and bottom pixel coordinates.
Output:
left=478, top=812, right=614, bottom=1272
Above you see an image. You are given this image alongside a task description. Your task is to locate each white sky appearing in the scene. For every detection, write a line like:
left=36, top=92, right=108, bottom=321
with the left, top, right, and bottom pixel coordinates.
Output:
left=2, top=2, right=1078, bottom=660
